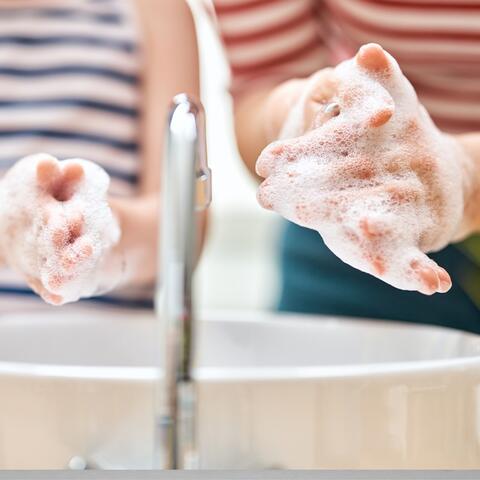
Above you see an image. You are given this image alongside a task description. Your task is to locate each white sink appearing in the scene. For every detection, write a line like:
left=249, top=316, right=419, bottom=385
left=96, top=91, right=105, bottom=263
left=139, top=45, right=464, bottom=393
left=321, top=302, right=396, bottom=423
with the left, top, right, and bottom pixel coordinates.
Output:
left=0, top=306, right=479, bottom=469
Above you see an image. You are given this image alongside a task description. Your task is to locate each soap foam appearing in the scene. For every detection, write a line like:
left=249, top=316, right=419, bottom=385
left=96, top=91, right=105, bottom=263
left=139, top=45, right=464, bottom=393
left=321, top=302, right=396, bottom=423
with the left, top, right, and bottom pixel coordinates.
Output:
left=0, top=153, right=120, bottom=304
left=256, top=44, right=464, bottom=294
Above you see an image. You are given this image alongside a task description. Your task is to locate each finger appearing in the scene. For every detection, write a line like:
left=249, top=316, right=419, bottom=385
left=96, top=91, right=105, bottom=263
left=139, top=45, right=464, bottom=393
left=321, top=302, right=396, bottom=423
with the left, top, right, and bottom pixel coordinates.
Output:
left=26, top=276, right=64, bottom=305
left=385, top=183, right=422, bottom=206
left=63, top=162, right=84, bottom=183
left=257, top=178, right=275, bottom=210
left=368, top=105, right=394, bottom=128
left=67, top=212, right=84, bottom=243
left=49, top=209, right=84, bottom=249
left=308, top=68, right=338, bottom=104
left=46, top=273, right=69, bottom=292
left=41, top=193, right=66, bottom=223
left=36, top=156, right=61, bottom=193
left=350, top=181, right=421, bottom=208
left=339, top=220, right=388, bottom=276
left=351, top=45, right=396, bottom=127
left=52, top=227, right=68, bottom=249
left=43, top=290, right=64, bottom=305
left=335, top=157, right=376, bottom=181
left=305, top=69, right=339, bottom=128
left=360, top=90, right=395, bottom=129
left=364, top=250, right=386, bottom=276
left=51, top=162, right=85, bottom=202
left=356, top=218, right=391, bottom=276
left=62, top=236, right=93, bottom=271
left=406, top=250, right=451, bottom=295
left=256, top=140, right=297, bottom=178
left=26, top=275, right=43, bottom=295
left=257, top=127, right=325, bottom=179
left=257, top=162, right=315, bottom=215
left=358, top=217, right=388, bottom=241
left=322, top=224, right=388, bottom=279
left=356, top=43, right=391, bottom=75
left=436, top=267, right=452, bottom=294
left=339, top=82, right=394, bottom=130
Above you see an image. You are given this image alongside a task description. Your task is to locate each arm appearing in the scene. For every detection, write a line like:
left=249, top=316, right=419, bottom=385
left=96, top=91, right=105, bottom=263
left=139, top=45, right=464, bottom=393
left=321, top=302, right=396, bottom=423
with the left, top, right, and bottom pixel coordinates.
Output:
left=455, top=133, right=480, bottom=238
left=109, top=0, right=204, bottom=286
left=0, top=0, right=202, bottom=305
left=212, top=0, right=326, bottom=176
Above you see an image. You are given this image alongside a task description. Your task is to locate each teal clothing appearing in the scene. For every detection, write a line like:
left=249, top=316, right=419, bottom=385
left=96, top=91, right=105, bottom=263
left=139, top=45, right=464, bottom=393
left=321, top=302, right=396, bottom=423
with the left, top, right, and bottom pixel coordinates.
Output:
left=278, top=221, right=480, bottom=334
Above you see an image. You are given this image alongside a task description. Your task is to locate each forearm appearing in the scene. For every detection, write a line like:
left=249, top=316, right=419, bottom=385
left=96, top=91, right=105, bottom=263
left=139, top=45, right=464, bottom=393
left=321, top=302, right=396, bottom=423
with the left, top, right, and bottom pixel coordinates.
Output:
left=455, top=132, right=480, bottom=238
left=107, top=0, right=203, bottom=288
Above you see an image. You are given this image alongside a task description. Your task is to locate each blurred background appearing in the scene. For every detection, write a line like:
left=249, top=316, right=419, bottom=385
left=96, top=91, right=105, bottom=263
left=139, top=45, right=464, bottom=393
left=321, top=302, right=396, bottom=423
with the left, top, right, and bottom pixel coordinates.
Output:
left=190, top=1, right=281, bottom=312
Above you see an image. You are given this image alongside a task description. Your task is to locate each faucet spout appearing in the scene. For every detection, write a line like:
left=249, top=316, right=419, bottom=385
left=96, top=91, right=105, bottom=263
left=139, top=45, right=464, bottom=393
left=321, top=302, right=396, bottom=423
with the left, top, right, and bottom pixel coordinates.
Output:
left=155, top=94, right=211, bottom=469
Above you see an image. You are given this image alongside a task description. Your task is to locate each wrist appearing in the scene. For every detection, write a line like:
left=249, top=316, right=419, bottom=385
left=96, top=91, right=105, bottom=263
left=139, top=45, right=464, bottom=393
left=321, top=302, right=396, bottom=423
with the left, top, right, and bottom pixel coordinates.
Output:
left=454, top=133, right=480, bottom=239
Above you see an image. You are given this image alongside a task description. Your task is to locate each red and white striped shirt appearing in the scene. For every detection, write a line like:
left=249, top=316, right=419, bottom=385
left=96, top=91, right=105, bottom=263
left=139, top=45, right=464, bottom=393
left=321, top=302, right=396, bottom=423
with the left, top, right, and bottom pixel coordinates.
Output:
left=213, top=0, right=480, bottom=133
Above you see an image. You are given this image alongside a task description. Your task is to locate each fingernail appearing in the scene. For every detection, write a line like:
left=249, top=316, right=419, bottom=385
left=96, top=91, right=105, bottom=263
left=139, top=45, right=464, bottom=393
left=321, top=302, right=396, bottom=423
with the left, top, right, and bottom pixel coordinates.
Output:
left=438, top=277, right=451, bottom=293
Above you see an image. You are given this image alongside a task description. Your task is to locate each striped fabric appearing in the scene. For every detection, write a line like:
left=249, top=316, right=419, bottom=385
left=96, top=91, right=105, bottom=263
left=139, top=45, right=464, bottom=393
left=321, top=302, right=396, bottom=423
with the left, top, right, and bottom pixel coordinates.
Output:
left=213, top=0, right=480, bottom=306
left=0, top=0, right=152, bottom=308
left=214, top=0, right=329, bottom=93
left=213, top=0, right=480, bottom=133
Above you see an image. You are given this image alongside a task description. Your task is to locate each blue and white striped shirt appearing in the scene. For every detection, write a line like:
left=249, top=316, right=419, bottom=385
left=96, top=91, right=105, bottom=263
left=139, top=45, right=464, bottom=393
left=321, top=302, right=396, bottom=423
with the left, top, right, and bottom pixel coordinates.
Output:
left=0, top=0, right=151, bottom=308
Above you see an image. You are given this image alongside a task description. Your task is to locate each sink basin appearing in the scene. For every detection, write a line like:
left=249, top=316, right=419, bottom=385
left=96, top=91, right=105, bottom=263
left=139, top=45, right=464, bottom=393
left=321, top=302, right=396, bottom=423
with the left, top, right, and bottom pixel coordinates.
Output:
left=0, top=306, right=479, bottom=469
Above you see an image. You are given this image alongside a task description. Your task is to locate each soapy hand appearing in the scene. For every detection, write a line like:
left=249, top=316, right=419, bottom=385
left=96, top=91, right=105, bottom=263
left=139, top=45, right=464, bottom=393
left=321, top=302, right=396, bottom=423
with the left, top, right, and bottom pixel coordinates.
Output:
left=0, top=154, right=121, bottom=305
left=257, top=43, right=469, bottom=295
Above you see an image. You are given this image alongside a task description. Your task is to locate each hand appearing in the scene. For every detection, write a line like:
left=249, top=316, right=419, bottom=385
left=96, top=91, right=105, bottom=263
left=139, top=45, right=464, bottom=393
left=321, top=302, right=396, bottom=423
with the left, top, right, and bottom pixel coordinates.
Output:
left=265, top=68, right=339, bottom=141
left=0, top=154, right=121, bottom=305
left=257, top=44, right=471, bottom=295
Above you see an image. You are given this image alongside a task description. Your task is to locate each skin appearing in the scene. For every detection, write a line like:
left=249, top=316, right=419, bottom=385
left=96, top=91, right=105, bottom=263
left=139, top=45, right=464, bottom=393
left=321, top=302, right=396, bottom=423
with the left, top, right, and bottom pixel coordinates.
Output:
left=33, top=159, right=93, bottom=304
left=0, top=0, right=204, bottom=305
left=236, top=44, right=480, bottom=295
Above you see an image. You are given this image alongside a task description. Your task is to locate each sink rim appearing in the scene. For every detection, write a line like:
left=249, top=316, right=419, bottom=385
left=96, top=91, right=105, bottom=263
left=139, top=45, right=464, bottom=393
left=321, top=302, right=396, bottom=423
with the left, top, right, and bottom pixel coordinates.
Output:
left=0, top=308, right=479, bottom=381
left=1, top=355, right=479, bottom=381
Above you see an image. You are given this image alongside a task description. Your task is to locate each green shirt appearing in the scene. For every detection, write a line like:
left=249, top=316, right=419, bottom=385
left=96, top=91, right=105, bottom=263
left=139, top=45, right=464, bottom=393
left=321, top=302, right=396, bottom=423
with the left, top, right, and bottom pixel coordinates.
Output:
left=278, top=222, right=480, bottom=334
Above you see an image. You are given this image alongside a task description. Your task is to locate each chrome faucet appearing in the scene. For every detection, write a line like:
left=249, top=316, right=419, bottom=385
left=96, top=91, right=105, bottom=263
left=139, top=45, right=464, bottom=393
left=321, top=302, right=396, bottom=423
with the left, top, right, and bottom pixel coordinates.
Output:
left=155, top=94, right=211, bottom=469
